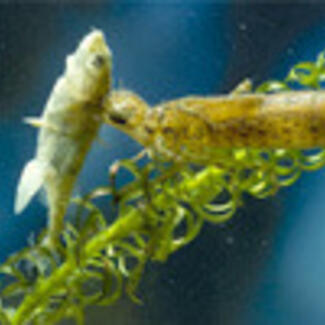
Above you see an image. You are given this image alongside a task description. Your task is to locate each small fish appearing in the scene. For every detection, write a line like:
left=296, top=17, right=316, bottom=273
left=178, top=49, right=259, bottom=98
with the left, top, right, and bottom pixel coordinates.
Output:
left=105, top=87, right=325, bottom=164
left=15, top=30, right=112, bottom=246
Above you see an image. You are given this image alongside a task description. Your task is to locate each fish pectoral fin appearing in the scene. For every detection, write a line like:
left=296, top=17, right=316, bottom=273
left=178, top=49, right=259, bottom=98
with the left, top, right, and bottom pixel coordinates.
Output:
left=14, top=159, right=47, bottom=214
left=23, top=117, right=44, bottom=128
left=24, top=117, right=60, bottom=132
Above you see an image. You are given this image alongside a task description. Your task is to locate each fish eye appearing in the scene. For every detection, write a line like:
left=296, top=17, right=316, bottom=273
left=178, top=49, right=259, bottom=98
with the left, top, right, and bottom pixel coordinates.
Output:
left=90, top=54, right=106, bottom=69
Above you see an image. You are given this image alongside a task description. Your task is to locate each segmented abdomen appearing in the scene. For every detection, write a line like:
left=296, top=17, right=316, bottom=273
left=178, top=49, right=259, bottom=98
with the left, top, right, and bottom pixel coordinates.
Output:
left=106, top=90, right=325, bottom=164
left=152, top=91, right=325, bottom=156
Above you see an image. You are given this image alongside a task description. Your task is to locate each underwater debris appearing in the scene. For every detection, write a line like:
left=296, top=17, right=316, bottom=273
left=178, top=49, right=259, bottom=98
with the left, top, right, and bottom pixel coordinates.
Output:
left=15, top=30, right=112, bottom=248
left=2, top=31, right=325, bottom=324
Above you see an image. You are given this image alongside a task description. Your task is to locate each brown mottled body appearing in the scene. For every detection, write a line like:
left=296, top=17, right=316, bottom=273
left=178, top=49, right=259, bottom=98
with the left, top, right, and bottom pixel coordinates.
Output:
left=153, top=91, right=325, bottom=144
left=106, top=90, right=325, bottom=164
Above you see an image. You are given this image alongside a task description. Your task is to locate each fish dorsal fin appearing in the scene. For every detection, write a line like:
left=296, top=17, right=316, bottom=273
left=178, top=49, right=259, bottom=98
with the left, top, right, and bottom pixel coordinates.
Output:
left=14, top=159, right=47, bottom=214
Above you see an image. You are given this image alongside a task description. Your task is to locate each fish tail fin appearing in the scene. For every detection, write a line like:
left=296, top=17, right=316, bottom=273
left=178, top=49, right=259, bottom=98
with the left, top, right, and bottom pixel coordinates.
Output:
left=14, top=159, right=46, bottom=214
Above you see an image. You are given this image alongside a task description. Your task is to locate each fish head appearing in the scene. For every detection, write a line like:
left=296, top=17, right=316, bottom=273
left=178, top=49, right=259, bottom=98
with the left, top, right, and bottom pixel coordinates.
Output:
left=66, top=29, right=112, bottom=101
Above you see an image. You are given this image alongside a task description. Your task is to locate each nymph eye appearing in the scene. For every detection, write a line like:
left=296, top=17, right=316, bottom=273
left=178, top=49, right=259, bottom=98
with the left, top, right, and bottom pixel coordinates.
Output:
left=108, top=112, right=128, bottom=125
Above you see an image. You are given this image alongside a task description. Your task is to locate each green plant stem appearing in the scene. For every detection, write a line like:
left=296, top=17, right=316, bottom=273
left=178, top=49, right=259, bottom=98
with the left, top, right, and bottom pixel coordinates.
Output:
left=11, top=165, right=221, bottom=324
left=12, top=261, right=74, bottom=325
left=11, top=210, right=144, bottom=325
left=84, top=209, right=143, bottom=257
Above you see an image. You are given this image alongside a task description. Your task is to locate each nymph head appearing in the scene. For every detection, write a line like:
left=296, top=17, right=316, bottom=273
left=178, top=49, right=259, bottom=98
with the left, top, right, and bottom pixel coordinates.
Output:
left=104, top=91, right=150, bottom=145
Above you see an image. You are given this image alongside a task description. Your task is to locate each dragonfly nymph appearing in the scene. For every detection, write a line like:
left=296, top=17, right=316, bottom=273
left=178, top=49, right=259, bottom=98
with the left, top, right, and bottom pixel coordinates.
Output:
left=104, top=87, right=325, bottom=165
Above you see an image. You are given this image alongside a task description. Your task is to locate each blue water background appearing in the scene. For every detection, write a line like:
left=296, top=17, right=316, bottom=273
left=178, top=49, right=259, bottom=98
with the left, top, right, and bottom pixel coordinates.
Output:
left=1, top=2, right=325, bottom=324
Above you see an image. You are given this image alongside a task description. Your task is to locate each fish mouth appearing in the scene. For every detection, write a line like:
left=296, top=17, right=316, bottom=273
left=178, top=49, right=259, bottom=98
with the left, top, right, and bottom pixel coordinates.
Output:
left=79, top=29, right=112, bottom=58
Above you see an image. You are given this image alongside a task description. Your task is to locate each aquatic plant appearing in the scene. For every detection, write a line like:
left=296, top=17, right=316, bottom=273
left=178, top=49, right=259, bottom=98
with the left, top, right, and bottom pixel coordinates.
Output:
left=1, top=51, right=325, bottom=324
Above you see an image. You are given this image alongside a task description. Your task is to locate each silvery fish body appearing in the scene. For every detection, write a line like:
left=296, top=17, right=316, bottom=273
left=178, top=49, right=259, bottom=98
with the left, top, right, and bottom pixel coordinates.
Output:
left=15, top=30, right=112, bottom=244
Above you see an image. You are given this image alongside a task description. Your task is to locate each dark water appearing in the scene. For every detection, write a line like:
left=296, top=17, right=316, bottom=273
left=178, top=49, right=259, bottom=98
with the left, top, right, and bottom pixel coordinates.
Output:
left=1, top=1, right=325, bottom=324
